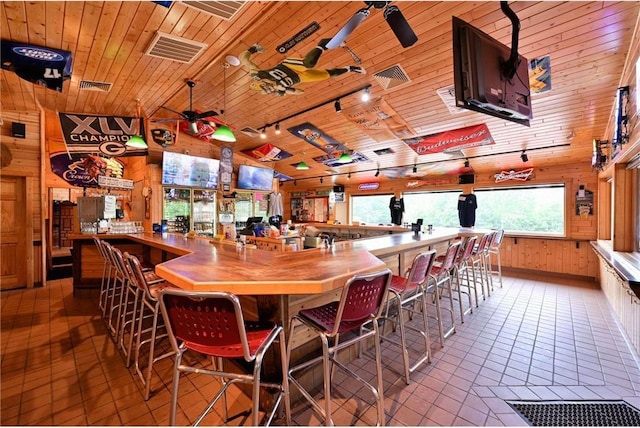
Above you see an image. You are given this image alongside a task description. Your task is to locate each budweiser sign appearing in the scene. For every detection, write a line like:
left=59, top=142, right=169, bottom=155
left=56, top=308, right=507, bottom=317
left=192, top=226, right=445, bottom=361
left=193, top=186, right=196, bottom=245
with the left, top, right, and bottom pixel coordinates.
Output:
left=494, top=168, right=534, bottom=182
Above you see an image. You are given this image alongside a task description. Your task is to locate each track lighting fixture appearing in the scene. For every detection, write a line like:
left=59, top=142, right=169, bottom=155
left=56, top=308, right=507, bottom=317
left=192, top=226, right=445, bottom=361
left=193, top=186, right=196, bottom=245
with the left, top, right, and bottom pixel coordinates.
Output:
left=375, top=168, right=380, bottom=177
left=275, top=123, right=281, bottom=134
left=412, top=164, right=417, bottom=173
left=348, top=172, right=351, bottom=179
left=260, top=127, right=267, bottom=139
left=334, top=98, right=342, bottom=113
left=294, top=180, right=297, bottom=186
left=320, top=177, right=324, bottom=183
left=521, top=151, right=529, bottom=162
left=464, top=158, right=470, bottom=168
left=361, top=87, right=371, bottom=102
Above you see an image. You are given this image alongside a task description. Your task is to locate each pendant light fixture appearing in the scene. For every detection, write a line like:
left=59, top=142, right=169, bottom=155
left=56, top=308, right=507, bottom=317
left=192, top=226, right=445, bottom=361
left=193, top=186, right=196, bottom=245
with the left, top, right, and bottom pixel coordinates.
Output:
left=338, top=151, right=352, bottom=163
left=296, top=161, right=310, bottom=170
left=126, top=99, right=148, bottom=149
left=212, top=62, right=236, bottom=143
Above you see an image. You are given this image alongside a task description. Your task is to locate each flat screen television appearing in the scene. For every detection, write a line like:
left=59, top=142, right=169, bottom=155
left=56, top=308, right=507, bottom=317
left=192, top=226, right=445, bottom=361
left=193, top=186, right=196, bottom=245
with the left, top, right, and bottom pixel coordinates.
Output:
left=452, top=16, right=532, bottom=126
left=161, top=151, right=220, bottom=189
left=237, top=164, right=274, bottom=192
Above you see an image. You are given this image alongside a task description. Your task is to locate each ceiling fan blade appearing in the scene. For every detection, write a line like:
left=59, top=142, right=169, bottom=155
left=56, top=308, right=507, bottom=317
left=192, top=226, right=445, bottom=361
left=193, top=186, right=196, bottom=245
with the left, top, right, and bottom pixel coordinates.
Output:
left=195, top=110, right=219, bottom=119
left=384, top=5, right=418, bottom=48
left=326, top=7, right=371, bottom=49
left=151, top=118, right=181, bottom=123
left=160, top=105, right=187, bottom=118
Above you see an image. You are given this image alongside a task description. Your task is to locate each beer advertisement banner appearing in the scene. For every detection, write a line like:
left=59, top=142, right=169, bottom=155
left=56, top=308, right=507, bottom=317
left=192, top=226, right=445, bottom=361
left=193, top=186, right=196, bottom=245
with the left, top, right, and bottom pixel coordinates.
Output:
left=287, top=122, right=369, bottom=166
left=241, top=143, right=292, bottom=161
left=49, top=153, right=125, bottom=188
left=403, top=123, right=494, bottom=155
left=341, top=97, right=415, bottom=141
left=58, top=112, right=148, bottom=157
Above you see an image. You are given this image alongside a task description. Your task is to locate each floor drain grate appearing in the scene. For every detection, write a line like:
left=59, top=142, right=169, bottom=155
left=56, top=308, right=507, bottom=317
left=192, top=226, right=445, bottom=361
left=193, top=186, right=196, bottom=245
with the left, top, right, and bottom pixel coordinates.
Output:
left=506, top=400, right=640, bottom=426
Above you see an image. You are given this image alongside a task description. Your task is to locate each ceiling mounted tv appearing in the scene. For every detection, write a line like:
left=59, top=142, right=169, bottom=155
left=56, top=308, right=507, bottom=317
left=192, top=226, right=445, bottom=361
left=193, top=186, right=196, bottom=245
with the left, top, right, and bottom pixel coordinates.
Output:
left=237, top=165, right=274, bottom=192
left=161, top=151, right=219, bottom=189
left=452, top=15, right=532, bottom=126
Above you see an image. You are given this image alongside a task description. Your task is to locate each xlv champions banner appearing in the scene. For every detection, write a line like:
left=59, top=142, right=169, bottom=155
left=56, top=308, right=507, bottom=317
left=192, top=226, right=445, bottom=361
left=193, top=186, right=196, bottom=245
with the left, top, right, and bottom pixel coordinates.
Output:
left=58, top=113, right=148, bottom=157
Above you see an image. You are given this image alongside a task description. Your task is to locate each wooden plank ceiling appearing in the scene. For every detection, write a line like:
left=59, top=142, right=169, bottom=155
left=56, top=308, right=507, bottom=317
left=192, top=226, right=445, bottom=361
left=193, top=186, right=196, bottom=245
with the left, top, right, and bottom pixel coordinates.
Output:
left=1, top=1, right=638, bottom=185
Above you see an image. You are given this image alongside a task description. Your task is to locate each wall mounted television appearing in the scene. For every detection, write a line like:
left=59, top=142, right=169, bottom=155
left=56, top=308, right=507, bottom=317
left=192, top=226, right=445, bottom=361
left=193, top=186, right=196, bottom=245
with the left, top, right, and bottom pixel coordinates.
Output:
left=161, top=151, right=220, bottom=189
left=452, top=16, right=532, bottom=126
left=237, top=164, right=274, bottom=192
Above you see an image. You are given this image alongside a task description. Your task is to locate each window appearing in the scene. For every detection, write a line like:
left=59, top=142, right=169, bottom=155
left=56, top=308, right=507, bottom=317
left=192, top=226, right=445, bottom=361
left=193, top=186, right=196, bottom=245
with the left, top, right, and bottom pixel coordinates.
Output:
left=351, top=194, right=394, bottom=225
left=352, top=185, right=566, bottom=235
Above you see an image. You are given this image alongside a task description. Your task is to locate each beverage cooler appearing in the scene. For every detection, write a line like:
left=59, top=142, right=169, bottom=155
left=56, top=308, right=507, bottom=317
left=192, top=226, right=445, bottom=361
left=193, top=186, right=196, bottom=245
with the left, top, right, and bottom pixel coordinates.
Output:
left=163, top=187, right=217, bottom=236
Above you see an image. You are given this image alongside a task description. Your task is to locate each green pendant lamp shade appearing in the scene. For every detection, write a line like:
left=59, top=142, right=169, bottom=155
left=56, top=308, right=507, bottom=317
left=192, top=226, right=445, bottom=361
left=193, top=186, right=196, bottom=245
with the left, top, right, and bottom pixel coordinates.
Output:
left=212, top=125, right=236, bottom=142
left=126, top=135, right=148, bottom=149
left=338, top=152, right=352, bottom=163
left=296, top=161, right=310, bottom=170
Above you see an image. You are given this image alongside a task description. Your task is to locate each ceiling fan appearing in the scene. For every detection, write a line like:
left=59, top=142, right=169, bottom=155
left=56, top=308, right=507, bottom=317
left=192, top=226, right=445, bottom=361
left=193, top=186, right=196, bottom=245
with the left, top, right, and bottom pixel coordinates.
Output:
left=155, top=79, right=220, bottom=135
left=326, top=1, right=418, bottom=49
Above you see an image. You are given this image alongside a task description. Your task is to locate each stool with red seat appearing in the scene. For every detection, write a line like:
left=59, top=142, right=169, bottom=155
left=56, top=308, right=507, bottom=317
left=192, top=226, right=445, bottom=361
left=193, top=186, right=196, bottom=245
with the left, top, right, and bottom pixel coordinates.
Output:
left=428, top=241, right=462, bottom=346
left=125, top=252, right=177, bottom=401
left=488, top=229, right=505, bottom=289
left=369, top=250, right=437, bottom=385
left=286, top=268, right=392, bottom=426
left=158, top=287, right=291, bottom=427
left=470, top=232, right=495, bottom=300
left=450, top=235, right=478, bottom=320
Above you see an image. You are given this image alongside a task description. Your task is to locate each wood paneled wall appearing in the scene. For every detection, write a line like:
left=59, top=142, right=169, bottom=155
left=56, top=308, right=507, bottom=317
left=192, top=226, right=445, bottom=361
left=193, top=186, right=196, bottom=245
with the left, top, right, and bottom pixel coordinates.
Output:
left=0, top=110, right=43, bottom=286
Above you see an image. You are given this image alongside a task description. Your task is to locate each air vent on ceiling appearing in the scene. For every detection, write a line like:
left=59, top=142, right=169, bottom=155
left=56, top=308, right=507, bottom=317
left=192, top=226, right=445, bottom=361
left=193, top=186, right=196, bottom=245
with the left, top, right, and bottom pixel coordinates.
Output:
left=145, top=31, right=208, bottom=63
left=436, top=86, right=465, bottom=114
left=373, top=147, right=395, bottom=156
left=181, top=1, right=246, bottom=20
left=373, top=64, right=410, bottom=90
left=79, top=80, right=113, bottom=92
left=240, top=126, right=260, bottom=137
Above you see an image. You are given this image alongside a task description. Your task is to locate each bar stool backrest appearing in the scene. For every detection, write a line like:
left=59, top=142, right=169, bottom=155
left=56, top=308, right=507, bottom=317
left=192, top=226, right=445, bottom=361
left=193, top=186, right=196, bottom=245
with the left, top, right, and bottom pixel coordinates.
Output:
left=491, top=229, right=505, bottom=249
left=473, top=233, right=491, bottom=256
left=440, top=241, right=462, bottom=271
left=110, top=245, right=129, bottom=280
left=458, top=235, right=477, bottom=263
left=334, top=269, right=392, bottom=334
left=124, top=253, right=155, bottom=300
left=481, top=231, right=496, bottom=255
left=93, top=237, right=106, bottom=260
left=402, top=250, right=437, bottom=293
left=159, top=288, right=256, bottom=361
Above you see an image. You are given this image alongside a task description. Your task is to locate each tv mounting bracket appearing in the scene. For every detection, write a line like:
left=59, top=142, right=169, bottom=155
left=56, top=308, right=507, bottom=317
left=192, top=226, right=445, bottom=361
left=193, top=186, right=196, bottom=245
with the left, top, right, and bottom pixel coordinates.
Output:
left=499, top=1, right=522, bottom=80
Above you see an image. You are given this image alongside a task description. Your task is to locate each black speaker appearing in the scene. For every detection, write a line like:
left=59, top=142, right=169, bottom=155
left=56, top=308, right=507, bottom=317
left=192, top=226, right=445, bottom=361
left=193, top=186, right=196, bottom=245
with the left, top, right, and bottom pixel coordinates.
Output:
left=333, top=185, right=344, bottom=192
left=458, top=174, right=475, bottom=184
left=12, top=122, right=26, bottom=138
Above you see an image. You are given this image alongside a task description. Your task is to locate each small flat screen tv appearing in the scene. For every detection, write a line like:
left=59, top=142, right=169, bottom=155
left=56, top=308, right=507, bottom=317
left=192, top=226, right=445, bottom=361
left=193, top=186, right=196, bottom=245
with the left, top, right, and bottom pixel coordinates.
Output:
left=452, top=16, right=532, bottom=126
left=237, top=165, right=274, bottom=192
left=161, top=152, right=220, bottom=189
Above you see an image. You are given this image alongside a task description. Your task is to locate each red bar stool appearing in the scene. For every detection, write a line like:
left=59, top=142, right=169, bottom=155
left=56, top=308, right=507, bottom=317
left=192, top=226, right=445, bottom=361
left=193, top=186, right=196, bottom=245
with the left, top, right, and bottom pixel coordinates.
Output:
left=93, top=237, right=114, bottom=318
left=158, top=287, right=291, bottom=427
left=102, top=241, right=127, bottom=338
left=286, top=268, right=392, bottom=427
left=428, top=241, right=461, bottom=346
left=488, top=229, right=505, bottom=289
left=373, top=250, right=437, bottom=385
left=124, top=252, right=177, bottom=400
left=451, top=235, right=478, bottom=320
left=471, top=232, right=494, bottom=300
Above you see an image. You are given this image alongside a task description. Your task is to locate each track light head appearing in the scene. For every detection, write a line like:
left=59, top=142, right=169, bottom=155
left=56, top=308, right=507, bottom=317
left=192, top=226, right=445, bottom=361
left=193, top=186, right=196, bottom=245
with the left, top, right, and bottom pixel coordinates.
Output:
left=412, top=164, right=417, bottom=173
left=375, top=169, right=380, bottom=177
left=275, top=123, right=281, bottom=134
left=361, top=87, right=370, bottom=102
left=334, top=99, right=342, bottom=113
left=464, top=158, right=470, bottom=168
left=521, top=151, right=529, bottom=162
left=260, top=127, right=267, bottom=139
left=320, top=177, right=324, bottom=184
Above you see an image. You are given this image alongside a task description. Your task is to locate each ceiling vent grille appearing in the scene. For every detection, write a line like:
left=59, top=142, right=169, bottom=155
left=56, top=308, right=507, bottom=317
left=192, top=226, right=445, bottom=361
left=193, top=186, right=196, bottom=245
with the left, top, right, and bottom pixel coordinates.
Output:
left=240, top=126, right=260, bottom=137
left=373, top=64, right=411, bottom=90
left=436, top=86, right=465, bottom=114
left=181, top=1, right=246, bottom=20
left=145, top=31, right=208, bottom=63
left=79, top=80, right=113, bottom=92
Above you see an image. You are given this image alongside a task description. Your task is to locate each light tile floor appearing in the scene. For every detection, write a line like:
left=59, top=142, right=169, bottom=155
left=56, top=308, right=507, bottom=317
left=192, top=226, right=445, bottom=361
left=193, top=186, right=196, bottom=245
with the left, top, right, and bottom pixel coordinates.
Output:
left=1, top=272, right=639, bottom=426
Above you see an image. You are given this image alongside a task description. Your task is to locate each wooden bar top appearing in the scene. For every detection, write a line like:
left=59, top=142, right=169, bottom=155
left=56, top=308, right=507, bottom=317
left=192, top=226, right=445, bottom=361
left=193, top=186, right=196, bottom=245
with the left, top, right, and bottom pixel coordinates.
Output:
left=72, top=227, right=489, bottom=296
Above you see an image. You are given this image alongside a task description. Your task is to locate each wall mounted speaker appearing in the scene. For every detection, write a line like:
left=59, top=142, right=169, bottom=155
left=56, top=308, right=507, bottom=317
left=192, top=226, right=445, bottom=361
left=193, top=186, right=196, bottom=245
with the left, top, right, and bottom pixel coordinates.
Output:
left=333, top=185, right=344, bottom=193
left=11, top=122, right=26, bottom=138
left=458, top=174, right=475, bottom=184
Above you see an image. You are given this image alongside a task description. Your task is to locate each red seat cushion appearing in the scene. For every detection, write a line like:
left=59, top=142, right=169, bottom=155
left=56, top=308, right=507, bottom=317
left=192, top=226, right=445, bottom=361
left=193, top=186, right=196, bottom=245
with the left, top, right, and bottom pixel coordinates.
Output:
left=299, top=302, right=369, bottom=334
left=184, top=321, right=278, bottom=358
